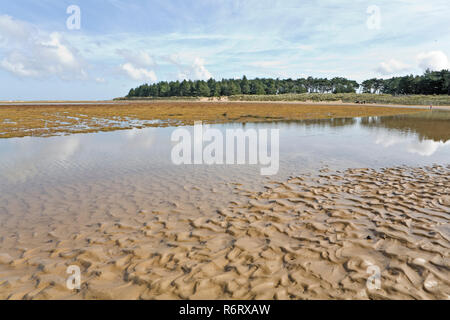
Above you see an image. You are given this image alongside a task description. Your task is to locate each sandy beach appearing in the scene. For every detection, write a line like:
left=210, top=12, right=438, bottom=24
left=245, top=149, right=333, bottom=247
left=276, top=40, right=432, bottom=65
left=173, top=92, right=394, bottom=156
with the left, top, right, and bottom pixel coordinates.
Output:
left=0, top=164, right=448, bottom=300
left=0, top=105, right=448, bottom=300
left=1, top=0, right=450, bottom=308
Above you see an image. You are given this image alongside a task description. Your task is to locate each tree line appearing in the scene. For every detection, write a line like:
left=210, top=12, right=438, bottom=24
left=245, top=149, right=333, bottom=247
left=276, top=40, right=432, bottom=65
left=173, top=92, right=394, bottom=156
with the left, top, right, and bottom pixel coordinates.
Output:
left=127, top=70, right=450, bottom=98
left=362, top=70, right=450, bottom=95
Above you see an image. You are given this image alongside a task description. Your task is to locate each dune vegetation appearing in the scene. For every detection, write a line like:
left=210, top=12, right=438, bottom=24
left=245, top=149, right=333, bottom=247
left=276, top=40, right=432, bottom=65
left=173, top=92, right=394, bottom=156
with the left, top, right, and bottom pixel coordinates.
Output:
left=228, top=93, right=450, bottom=106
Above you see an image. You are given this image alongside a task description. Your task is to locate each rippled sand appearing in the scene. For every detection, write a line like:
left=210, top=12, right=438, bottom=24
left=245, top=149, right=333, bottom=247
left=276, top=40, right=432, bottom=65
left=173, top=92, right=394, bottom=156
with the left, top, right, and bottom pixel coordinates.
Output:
left=0, top=165, right=449, bottom=300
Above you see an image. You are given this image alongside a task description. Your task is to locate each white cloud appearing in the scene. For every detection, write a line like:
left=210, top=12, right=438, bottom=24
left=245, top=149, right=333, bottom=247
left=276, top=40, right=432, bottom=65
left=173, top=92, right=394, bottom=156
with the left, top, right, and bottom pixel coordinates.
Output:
left=191, top=58, right=212, bottom=80
left=120, top=62, right=157, bottom=82
left=117, top=49, right=155, bottom=68
left=0, top=55, right=40, bottom=77
left=117, top=49, right=157, bottom=82
left=376, top=59, right=410, bottom=75
left=417, top=51, right=450, bottom=71
left=0, top=15, right=87, bottom=80
left=165, top=55, right=212, bottom=81
left=0, top=14, right=29, bottom=43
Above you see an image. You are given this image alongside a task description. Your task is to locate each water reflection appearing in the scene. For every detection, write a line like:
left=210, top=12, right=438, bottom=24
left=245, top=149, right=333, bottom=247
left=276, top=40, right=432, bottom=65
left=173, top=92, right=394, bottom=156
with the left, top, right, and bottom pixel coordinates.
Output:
left=360, top=111, right=450, bottom=143
left=236, top=118, right=357, bottom=130
left=361, top=111, right=450, bottom=157
left=0, top=136, right=81, bottom=183
left=374, top=131, right=450, bottom=157
left=285, top=118, right=358, bottom=128
left=0, top=128, right=161, bottom=184
left=0, top=111, right=448, bottom=188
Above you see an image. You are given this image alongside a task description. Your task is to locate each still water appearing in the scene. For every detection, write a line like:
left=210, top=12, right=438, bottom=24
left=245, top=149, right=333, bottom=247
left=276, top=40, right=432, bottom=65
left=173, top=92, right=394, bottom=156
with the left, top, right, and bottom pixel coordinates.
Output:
left=0, top=110, right=448, bottom=245
left=1, top=111, right=448, bottom=300
left=0, top=111, right=449, bottom=190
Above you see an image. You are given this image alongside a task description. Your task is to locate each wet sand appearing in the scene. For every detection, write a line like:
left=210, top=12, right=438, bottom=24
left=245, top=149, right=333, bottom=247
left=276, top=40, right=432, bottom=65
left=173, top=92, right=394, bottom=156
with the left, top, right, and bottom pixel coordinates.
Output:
left=0, top=165, right=448, bottom=300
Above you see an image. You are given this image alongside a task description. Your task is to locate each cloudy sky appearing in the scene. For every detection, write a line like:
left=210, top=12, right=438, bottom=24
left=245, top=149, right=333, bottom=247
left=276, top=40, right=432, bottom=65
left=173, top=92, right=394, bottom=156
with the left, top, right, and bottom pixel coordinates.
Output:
left=1, top=0, right=449, bottom=100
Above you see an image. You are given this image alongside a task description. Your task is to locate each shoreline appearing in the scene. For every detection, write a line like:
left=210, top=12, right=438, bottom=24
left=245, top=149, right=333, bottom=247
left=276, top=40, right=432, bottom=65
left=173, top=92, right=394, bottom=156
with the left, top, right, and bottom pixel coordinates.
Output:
left=1, top=99, right=450, bottom=110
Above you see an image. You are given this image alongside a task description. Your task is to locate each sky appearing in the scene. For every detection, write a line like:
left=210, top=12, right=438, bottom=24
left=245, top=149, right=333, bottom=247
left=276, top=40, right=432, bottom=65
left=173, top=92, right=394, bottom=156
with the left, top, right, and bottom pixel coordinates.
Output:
left=0, top=0, right=449, bottom=100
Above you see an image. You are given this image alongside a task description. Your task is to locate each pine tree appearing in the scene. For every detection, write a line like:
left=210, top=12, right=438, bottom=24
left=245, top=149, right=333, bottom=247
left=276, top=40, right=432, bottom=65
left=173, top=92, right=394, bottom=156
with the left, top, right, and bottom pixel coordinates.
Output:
left=241, top=75, right=250, bottom=94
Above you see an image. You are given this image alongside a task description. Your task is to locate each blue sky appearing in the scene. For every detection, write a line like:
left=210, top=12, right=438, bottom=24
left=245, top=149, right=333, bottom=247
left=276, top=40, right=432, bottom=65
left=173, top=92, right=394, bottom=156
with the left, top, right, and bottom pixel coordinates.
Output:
left=1, top=0, right=449, bottom=100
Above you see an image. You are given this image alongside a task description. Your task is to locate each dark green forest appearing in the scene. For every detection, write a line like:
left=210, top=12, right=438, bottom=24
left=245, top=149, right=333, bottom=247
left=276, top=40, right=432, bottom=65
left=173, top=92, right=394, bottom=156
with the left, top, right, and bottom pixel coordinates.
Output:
left=127, top=70, right=450, bottom=98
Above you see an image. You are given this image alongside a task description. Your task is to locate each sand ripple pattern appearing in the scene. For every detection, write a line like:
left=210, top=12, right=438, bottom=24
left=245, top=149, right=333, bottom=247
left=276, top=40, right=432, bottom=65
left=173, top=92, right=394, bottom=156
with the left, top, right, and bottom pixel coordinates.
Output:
left=0, top=165, right=449, bottom=300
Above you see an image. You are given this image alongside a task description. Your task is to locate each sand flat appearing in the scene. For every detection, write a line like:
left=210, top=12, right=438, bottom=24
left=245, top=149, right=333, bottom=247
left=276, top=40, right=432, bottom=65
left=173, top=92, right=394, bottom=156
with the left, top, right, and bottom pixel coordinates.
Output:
left=0, top=165, right=448, bottom=300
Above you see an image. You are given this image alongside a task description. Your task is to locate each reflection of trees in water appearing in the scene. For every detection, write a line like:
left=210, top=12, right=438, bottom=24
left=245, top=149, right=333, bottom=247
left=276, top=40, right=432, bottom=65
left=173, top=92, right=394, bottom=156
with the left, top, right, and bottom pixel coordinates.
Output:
left=360, top=112, right=450, bottom=142
left=245, top=118, right=357, bottom=129
left=240, top=112, right=449, bottom=143
left=293, top=118, right=357, bottom=128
